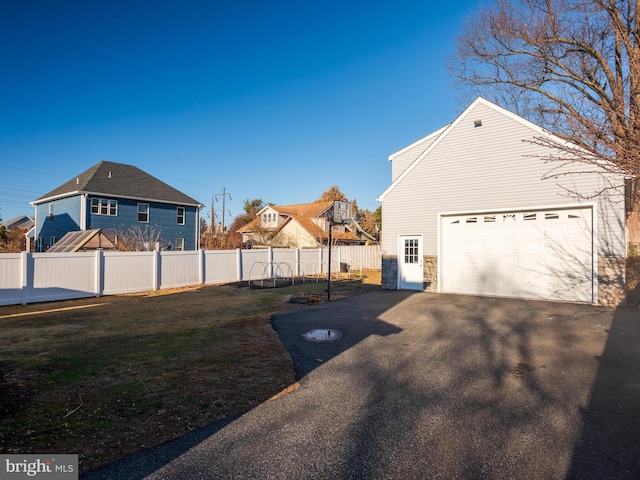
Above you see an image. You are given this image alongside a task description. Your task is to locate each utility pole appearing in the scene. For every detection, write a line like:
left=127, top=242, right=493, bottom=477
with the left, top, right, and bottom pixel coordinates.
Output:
left=215, top=188, right=232, bottom=249
left=209, top=195, right=217, bottom=250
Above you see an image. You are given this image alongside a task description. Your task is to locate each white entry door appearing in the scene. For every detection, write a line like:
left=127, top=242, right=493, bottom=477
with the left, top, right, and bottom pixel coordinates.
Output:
left=398, top=235, right=424, bottom=290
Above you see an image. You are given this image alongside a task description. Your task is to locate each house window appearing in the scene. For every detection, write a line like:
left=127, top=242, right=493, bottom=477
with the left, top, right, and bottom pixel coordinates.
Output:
left=91, top=198, right=118, bottom=216
left=262, top=212, right=277, bottom=225
left=177, top=207, right=185, bottom=225
left=138, top=203, right=149, bottom=222
left=50, top=236, right=57, bottom=246
left=36, top=237, right=44, bottom=252
left=176, top=238, right=185, bottom=251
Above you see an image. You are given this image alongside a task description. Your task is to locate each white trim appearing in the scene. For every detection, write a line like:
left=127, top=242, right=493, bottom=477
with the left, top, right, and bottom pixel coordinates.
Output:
left=387, top=125, right=449, bottom=161
left=195, top=208, right=200, bottom=250
left=80, top=194, right=87, bottom=230
left=33, top=191, right=202, bottom=208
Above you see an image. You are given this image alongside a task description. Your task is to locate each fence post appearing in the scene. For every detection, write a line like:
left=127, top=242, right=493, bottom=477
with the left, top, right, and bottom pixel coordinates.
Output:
left=20, top=251, right=29, bottom=305
left=236, top=248, right=242, bottom=282
left=268, top=247, right=273, bottom=278
left=199, top=249, right=205, bottom=284
left=94, top=250, right=103, bottom=297
left=295, top=248, right=300, bottom=277
left=318, top=247, right=323, bottom=274
left=153, top=250, right=160, bottom=291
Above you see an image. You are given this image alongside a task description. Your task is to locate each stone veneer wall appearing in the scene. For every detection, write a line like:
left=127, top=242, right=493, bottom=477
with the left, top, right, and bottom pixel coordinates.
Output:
left=423, top=255, right=437, bottom=292
left=381, top=255, right=398, bottom=290
left=382, top=255, right=437, bottom=291
left=598, top=257, right=626, bottom=306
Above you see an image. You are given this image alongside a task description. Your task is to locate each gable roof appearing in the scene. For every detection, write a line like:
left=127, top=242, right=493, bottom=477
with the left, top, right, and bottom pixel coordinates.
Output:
left=376, top=96, right=555, bottom=202
left=33, top=160, right=203, bottom=207
left=1, top=215, right=35, bottom=231
left=268, top=201, right=334, bottom=218
left=47, top=229, right=117, bottom=252
left=237, top=201, right=362, bottom=243
left=238, top=201, right=334, bottom=233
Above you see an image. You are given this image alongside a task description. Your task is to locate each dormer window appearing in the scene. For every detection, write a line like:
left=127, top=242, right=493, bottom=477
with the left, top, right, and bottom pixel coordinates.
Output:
left=262, top=212, right=277, bottom=226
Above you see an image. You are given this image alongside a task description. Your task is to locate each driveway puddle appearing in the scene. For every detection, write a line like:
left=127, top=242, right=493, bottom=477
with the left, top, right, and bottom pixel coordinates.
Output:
left=301, top=329, right=343, bottom=342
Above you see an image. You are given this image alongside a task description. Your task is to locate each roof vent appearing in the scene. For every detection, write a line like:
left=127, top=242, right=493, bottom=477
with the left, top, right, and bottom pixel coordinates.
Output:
left=76, top=177, right=79, bottom=185
left=108, top=171, right=112, bottom=178
left=474, top=120, right=483, bottom=127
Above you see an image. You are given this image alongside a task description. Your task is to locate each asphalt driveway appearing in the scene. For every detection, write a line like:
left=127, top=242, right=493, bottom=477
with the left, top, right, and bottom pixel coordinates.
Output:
left=84, top=290, right=640, bottom=479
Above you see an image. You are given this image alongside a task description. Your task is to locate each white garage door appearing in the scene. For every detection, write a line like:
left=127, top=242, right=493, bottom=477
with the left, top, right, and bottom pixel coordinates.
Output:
left=440, top=206, right=594, bottom=303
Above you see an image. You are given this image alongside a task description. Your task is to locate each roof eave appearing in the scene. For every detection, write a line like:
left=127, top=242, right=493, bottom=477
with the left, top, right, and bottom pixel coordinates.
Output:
left=32, top=190, right=202, bottom=208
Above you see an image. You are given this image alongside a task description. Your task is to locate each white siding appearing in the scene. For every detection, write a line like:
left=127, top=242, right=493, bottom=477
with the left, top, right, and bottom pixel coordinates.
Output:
left=389, top=126, right=447, bottom=182
left=381, top=101, right=626, bottom=258
left=274, top=221, right=319, bottom=248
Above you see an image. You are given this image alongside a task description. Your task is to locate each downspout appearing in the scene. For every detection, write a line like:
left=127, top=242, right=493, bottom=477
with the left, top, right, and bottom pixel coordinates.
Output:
left=196, top=206, right=201, bottom=250
left=80, top=194, right=87, bottom=230
left=33, top=204, right=38, bottom=252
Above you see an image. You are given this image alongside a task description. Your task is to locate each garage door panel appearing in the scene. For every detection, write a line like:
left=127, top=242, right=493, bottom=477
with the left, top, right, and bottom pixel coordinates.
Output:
left=440, top=207, right=594, bottom=303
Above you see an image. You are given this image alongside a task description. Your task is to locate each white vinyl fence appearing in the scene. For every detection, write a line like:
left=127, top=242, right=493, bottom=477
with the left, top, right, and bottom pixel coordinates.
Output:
left=0, top=246, right=381, bottom=306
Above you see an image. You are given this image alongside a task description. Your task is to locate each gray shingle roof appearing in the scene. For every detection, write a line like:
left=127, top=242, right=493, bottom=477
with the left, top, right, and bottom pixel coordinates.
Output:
left=1, top=215, right=35, bottom=230
left=33, top=161, right=202, bottom=206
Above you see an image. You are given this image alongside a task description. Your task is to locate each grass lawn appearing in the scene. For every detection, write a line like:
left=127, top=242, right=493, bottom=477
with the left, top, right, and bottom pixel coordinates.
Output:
left=0, top=271, right=381, bottom=473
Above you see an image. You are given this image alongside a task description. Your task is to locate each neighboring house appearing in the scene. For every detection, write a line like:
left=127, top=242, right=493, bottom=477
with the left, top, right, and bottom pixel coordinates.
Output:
left=377, top=96, right=627, bottom=305
left=1, top=215, right=35, bottom=231
left=31, top=161, right=203, bottom=251
left=237, top=201, right=364, bottom=248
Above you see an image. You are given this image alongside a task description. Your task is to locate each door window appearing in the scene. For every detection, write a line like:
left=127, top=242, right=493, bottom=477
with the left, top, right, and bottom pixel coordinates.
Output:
left=404, top=238, right=419, bottom=264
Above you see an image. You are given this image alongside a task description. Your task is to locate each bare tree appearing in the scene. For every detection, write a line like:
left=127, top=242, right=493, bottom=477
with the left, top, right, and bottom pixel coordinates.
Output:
left=110, top=225, right=164, bottom=251
left=450, top=0, right=640, bottom=198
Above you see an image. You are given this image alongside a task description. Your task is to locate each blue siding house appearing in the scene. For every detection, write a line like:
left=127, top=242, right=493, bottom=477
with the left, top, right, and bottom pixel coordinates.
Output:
left=31, top=161, right=203, bottom=251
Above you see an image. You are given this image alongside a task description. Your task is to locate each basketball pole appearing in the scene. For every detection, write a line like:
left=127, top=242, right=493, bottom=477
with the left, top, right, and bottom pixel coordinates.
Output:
left=327, top=222, right=333, bottom=301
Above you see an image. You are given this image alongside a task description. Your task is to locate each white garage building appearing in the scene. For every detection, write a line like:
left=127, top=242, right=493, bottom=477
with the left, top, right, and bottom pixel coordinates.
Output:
left=377, top=97, right=626, bottom=305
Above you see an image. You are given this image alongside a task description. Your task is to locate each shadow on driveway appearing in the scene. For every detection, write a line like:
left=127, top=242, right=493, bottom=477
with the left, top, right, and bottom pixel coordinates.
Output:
left=81, top=290, right=408, bottom=480
left=566, top=304, right=640, bottom=478
left=271, top=290, right=407, bottom=379
left=83, top=291, right=640, bottom=479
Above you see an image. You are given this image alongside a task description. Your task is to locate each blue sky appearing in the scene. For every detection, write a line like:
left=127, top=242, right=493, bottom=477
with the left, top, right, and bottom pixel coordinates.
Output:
left=0, top=0, right=481, bottom=225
